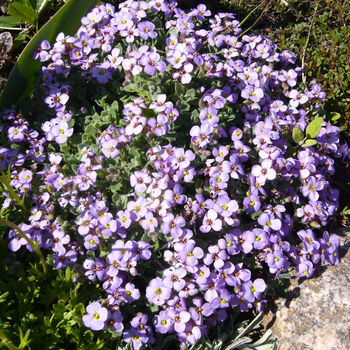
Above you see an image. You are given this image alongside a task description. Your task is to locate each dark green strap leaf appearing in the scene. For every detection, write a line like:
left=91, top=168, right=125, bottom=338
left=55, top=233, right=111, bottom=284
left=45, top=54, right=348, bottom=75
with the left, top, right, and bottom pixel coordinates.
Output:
left=0, top=0, right=98, bottom=109
left=35, top=0, right=51, bottom=14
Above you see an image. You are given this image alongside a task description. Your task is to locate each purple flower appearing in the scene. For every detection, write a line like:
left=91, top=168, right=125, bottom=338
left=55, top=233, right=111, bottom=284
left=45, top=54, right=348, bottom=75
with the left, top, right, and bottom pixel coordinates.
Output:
left=50, top=120, right=73, bottom=144
left=212, top=289, right=233, bottom=309
left=161, top=213, right=185, bottom=238
left=139, top=49, right=166, bottom=76
left=44, top=89, right=69, bottom=110
left=251, top=159, right=277, bottom=185
left=203, top=245, right=228, bottom=270
left=296, top=260, right=315, bottom=278
left=241, top=85, right=264, bottom=103
left=130, top=170, right=152, bottom=193
left=91, top=62, right=112, bottom=84
left=301, top=176, right=324, bottom=202
left=123, top=328, right=148, bottom=350
left=297, top=229, right=320, bottom=253
left=177, top=242, right=204, bottom=268
left=168, top=310, right=191, bottom=333
left=243, top=194, right=261, bottom=214
left=163, top=267, right=187, bottom=291
left=138, top=21, right=157, bottom=40
left=146, top=277, right=171, bottom=306
left=33, top=40, right=51, bottom=61
left=200, top=209, right=222, bottom=233
left=154, top=310, right=174, bottom=334
left=140, top=212, right=158, bottom=233
left=190, top=123, right=213, bottom=148
left=242, top=278, right=266, bottom=302
left=245, top=228, right=269, bottom=250
left=82, top=301, right=108, bottom=331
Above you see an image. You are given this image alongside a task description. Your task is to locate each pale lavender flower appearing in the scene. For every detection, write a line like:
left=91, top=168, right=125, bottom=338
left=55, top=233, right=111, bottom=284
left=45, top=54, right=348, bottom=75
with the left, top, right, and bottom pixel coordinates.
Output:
left=82, top=301, right=108, bottom=331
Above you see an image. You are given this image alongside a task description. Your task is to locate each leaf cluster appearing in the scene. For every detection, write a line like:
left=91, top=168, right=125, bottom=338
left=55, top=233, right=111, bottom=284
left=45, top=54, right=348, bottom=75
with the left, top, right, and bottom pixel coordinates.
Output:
left=0, top=255, right=119, bottom=350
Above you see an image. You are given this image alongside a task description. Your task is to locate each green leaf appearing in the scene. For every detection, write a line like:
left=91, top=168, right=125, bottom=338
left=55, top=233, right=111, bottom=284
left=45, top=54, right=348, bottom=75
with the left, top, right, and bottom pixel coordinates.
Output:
left=305, top=117, right=323, bottom=138
left=0, top=0, right=99, bottom=109
left=16, top=0, right=35, bottom=9
left=330, top=112, right=341, bottom=122
left=8, top=3, right=38, bottom=25
left=35, top=0, right=51, bottom=14
left=301, top=139, right=318, bottom=148
left=0, top=16, right=21, bottom=28
left=292, top=126, right=304, bottom=143
left=85, top=124, right=97, bottom=136
left=141, top=107, right=156, bottom=119
left=175, top=81, right=185, bottom=96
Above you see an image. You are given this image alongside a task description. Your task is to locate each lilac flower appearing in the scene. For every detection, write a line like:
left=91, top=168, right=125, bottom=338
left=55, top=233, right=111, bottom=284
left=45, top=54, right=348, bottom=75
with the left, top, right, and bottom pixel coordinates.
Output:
left=106, top=310, right=124, bottom=333
left=190, top=123, right=213, bottom=148
left=301, top=176, right=324, bottom=202
left=241, top=85, right=264, bottom=103
left=107, top=48, right=123, bottom=68
left=288, top=89, right=309, bottom=107
left=214, top=195, right=239, bottom=218
left=130, top=170, right=152, bottom=192
left=243, top=194, right=261, bottom=214
left=257, top=212, right=282, bottom=232
left=44, top=89, right=69, bottom=110
left=7, top=126, right=26, bottom=143
left=245, top=228, right=269, bottom=250
left=154, top=310, right=174, bottom=334
left=83, top=301, right=108, bottom=331
left=140, top=212, right=158, bottom=233
left=251, top=159, right=277, bottom=184
left=91, top=62, right=112, bottom=84
left=297, top=229, right=320, bottom=253
left=161, top=213, right=186, bottom=238
left=200, top=209, right=222, bottom=233
left=296, top=260, right=315, bottom=278
left=146, top=277, right=171, bottom=306
left=84, top=234, right=99, bottom=251
left=177, top=242, right=204, bottom=269
left=169, top=310, right=191, bottom=333
left=203, top=245, right=228, bottom=270
left=242, top=278, right=266, bottom=302
left=83, top=258, right=105, bottom=281
left=50, top=120, right=73, bottom=144
left=212, top=289, right=233, bottom=309
left=138, top=21, right=157, bottom=40
left=123, top=328, right=148, bottom=350
left=163, top=267, right=187, bottom=291
left=139, top=49, right=166, bottom=76
left=222, top=154, right=245, bottom=179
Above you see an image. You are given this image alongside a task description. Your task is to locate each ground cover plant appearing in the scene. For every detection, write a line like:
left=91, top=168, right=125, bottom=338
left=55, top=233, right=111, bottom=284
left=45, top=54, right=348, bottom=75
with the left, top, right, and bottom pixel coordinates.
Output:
left=0, top=0, right=349, bottom=349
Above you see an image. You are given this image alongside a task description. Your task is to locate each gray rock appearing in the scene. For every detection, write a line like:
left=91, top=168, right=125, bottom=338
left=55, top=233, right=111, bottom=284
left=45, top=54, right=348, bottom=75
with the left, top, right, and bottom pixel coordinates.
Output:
left=267, top=229, right=350, bottom=350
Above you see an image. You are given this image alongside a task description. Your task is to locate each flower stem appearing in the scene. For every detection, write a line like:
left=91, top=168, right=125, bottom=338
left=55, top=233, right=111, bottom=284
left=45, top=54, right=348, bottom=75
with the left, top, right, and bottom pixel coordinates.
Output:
left=0, top=328, right=19, bottom=350
left=0, top=219, right=47, bottom=274
left=239, top=0, right=266, bottom=28
left=238, top=0, right=273, bottom=38
left=0, top=169, right=28, bottom=214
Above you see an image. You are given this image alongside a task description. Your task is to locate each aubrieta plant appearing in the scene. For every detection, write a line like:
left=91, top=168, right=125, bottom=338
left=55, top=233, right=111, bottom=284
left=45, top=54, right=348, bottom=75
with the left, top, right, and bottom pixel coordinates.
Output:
left=1, top=0, right=349, bottom=349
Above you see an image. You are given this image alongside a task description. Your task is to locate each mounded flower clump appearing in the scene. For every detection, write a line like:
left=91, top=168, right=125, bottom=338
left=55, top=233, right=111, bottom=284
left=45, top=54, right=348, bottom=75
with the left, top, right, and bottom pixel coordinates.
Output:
left=1, top=0, right=349, bottom=348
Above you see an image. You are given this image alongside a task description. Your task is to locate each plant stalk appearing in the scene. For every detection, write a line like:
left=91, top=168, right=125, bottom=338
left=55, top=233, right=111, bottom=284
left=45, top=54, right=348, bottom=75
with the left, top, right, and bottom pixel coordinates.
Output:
left=238, top=0, right=273, bottom=38
left=239, top=0, right=266, bottom=28
left=0, top=219, right=47, bottom=274
left=0, top=169, right=28, bottom=214
left=0, top=328, right=19, bottom=350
